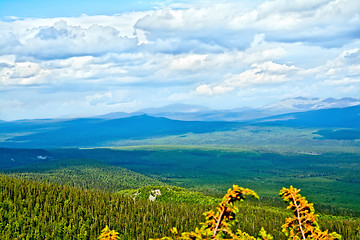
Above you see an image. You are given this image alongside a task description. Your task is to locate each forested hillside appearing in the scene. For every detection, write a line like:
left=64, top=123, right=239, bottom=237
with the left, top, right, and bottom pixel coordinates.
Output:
left=4, top=158, right=164, bottom=193
left=2, top=146, right=360, bottom=214
left=0, top=175, right=206, bottom=239
left=1, top=175, right=360, bottom=239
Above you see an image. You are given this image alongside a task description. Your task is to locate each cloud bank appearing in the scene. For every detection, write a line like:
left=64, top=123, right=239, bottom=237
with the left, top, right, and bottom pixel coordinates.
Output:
left=0, top=0, right=359, bottom=120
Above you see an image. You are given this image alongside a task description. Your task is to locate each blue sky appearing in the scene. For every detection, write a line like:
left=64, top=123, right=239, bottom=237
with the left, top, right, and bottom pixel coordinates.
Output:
left=0, top=0, right=359, bottom=120
left=0, top=0, right=157, bottom=18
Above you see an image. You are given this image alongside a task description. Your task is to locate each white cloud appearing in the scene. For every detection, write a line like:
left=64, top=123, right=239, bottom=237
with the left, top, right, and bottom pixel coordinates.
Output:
left=196, top=61, right=299, bottom=96
left=310, top=48, right=360, bottom=83
left=0, top=55, right=16, bottom=66
left=26, top=21, right=137, bottom=59
left=0, top=61, right=48, bottom=86
left=1, top=0, right=360, bottom=119
left=1, top=54, right=132, bottom=87
left=169, top=54, right=208, bottom=71
left=134, top=0, right=360, bottom=50
left=228, top=61, right=298, bottom=85
left=11, top=62, right=41, bottom=78
left=324, top=77, right=360, bottom=86
left=0, top=13, right=149, bottom=60
left=195, top=84, right=235, bottom=96
left=195, top=84, right=214, bottom=96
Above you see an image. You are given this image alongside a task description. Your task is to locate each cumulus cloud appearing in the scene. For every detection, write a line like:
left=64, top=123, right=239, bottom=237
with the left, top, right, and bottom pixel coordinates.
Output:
left=169, top=54, right=208, bottom=71
left=195, top=84, right=234, bottom=96
left=0, top=60, right=48, bottom=86
left=230, top=0, right=360, bottom=47
left=134, top=0, right=360, bottom=51
left=1, top=0, right=359, bottom=119
left=11, top=62, right=41, bottom=78
left=226, top=61, right=299, bottom=86
left=0, top=12, right=152, bottom=61
left=20, top=21, right=137, bottom=59
left=195, top=61, right=299, bottom=96
left=313, top=48, right=360, bottom=85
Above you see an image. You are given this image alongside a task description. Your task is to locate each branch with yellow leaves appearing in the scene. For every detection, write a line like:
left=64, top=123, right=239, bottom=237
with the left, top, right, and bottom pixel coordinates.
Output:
left=100, top=185, right=342, bottom=240
left=98, top=225, right=120, bottom=240
left=279, top=186, right=341, bottom=240
left=152, top=185, right=271, bottom=240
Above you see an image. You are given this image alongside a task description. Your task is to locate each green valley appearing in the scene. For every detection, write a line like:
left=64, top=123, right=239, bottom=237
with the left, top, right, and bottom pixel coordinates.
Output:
left=2, top=145, right=359, bottom=213
left=1, top=106, right=360, bottom=239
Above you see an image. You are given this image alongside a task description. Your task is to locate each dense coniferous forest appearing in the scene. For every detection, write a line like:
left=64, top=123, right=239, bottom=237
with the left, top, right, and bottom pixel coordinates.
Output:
left=0, top=175, right=207, bottom=239
left=3, top=158, right=165, bottom=193
left=2, top=146, right=359, bottom=213
left=1, top=174, right=360, bottom=239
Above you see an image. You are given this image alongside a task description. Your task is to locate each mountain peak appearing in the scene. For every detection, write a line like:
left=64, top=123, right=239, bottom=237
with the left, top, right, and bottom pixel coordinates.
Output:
left=93, top=97, right=360, bottom=122
left=262, top=97, right=360, bottom=112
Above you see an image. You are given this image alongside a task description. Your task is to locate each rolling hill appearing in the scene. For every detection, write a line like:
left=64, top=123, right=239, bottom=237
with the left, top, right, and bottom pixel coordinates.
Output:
left=0, top=115, right=241, bottom=148
left=1, top=105, right=360, bottom=148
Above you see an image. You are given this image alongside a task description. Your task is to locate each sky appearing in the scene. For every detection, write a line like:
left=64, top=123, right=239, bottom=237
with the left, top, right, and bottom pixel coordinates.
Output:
left=0, top=0, right=359, bottom=120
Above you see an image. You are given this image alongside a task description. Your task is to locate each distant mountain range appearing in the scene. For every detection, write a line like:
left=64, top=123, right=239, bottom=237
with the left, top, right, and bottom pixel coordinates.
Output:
left=253, top=105, right=360, bottom=128
left=1, top=103, right=359, bottom=148
left=0, top=115, right=242, bottom=148
left=95, top=97, right=360, bottom=122
left=262, top=97, right=360, bottom=112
